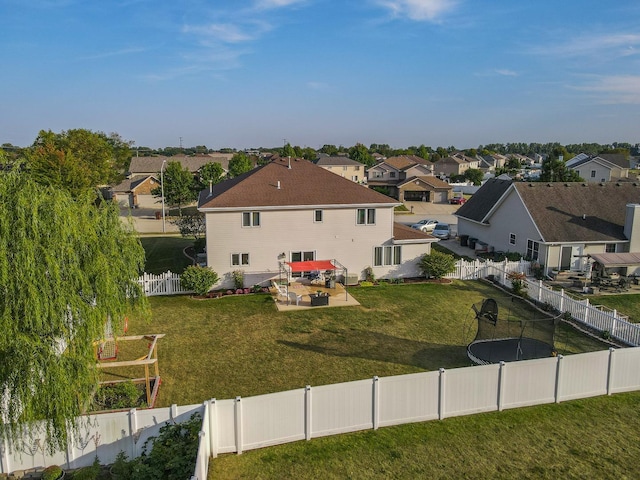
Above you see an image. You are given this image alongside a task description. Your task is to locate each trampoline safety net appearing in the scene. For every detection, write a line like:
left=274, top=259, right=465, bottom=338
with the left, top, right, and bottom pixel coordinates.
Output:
left=468, top=298, right=559, bottom=364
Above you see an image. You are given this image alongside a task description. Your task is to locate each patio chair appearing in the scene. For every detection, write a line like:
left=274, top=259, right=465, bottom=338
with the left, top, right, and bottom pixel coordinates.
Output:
left=271, top=281, right=288, bottom=301
left=288, top=291, right=302, bottom=306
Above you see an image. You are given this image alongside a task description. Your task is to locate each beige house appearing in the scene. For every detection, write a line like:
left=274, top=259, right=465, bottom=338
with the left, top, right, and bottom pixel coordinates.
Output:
left=456, top=178, right=640, bottom=274
left=111, top=175, right=159, bottom=208
left=433, top=153, right=480, bottom=178
left=366, top=155, right=438, bottom=199
left=567, top=155, right=629, bottom=183
left=315, top=156, right=365, bottom=183
left=198, top=157, right=437, bottom=288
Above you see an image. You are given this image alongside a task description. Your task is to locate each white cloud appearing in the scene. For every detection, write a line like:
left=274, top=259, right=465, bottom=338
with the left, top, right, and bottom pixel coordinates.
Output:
left=572, top=75, right=640, bottom=104
left=495, top=69, right=518, bottom=77
left=307, top=81, right=329, bottom=90
left=530, top=32, right=640, bottom=59
left=254, top=0, right=307, bottom=10
left=183, top=23, right=261, bottom=44
left=376, top=0, right=459, bottom=22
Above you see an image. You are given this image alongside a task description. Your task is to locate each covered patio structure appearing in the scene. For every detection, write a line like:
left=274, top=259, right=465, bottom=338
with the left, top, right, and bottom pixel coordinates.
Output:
left=280, top=259, right=348, bottom=301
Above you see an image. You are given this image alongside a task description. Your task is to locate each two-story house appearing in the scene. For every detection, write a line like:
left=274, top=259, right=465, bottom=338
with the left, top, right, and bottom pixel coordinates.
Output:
left=432, top=153, right=480, bottom=178
left=198, top=157, right=437, bottom=288
left=567, top=154, right=630, bottom=183
left=366, top=155, right=450, bottom=201
left=456, top=178, right=640, bottom=274
left=315, top=156, right=365, bottom=183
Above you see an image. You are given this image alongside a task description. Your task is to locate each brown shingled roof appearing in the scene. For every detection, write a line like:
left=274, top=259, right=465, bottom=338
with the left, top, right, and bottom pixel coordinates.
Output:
left=514, top=182, right=640, bottom=242
left=393, top=222, right=436, bottom=241
left=198, top=157, right=400, bottom=209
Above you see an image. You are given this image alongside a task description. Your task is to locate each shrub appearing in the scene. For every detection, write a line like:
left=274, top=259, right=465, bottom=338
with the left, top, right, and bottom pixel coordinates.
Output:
left=112, top=412, right=202, bottom=480
left=180, top=265, right=219, bottom=296
left=92, top=380, right=144, bottom=411
left=507, top=271, right=527, bottom=297
left=531, top=262, right=546, bottom=280
left=71, top=457, right=101, bottom=480
left=364, top=266, right=375, bottom=283
left=419, top=250, right=456, bottom=279
left=42, top=465, right=63, bottom=480
left=232, top=269, right=244, bottom=289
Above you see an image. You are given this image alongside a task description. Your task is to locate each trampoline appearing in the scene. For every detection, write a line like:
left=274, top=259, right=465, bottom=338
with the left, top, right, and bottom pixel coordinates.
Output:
left=467, top=298, right=559, bottom=365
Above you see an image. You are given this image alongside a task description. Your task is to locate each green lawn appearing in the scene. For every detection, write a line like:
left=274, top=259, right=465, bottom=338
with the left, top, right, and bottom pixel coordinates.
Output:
left=139, top=236, right=194, bottom=274
left=125, top=281, right=606, bottom=407
left=588, top=293, right=640, bottom=324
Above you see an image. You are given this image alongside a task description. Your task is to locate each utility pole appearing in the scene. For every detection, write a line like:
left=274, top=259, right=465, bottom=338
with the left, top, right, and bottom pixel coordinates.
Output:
left=161, top=159, right=167, bottom=233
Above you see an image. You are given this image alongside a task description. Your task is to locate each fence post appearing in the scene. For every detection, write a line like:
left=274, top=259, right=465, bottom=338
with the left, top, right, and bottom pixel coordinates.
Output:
left=612, top=309, right=618, bottom=338
left=234, top=397, right=243, bottom=454
left=606, top=347, right=615, bottom=395
left=128, top=408, right=138, bottom=459
left=167, top=270, right=174, bottom=295
left=438, top=368, right=446, bottom=420
left=305, top=386, right=312, bottom=441
left=538, top=280, right=543, bottom=302
left=498, top=361, right=506, bottom=412
left=372, top=376, right=379, bottom=430
left=559, top=290, right=565, bottom=313
left=555, top=355, right=564, bottom=403
left=209, top=399, right=218, bottom=459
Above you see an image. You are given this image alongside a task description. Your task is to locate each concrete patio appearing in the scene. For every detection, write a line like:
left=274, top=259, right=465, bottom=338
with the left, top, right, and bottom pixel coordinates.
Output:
left=271, top=280, right=360, bottom=311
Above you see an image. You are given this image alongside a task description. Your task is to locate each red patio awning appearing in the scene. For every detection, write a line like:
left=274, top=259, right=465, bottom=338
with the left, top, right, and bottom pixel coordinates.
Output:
left=286, top=260, right=337, bottom=272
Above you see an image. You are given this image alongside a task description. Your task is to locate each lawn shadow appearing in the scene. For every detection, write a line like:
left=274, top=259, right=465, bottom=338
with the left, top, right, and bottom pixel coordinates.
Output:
left=279, top=328, right=470, bottom=371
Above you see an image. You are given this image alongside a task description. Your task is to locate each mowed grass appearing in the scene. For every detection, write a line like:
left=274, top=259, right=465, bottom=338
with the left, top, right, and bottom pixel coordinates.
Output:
left=588, top=293, right=640, bottom=324
left=125, top=281, right=606, bottom=407
left=209, top=391, right=640, bottom=479
left=139, top=236, right=194, bottom=274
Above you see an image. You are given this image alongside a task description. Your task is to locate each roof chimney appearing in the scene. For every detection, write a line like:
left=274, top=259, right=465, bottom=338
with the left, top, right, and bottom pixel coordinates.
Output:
left=209, top=180, right=213, bottom=195
left=277, top=180, right=281, bottom=190
left=288, top=156, right=291, bottom=169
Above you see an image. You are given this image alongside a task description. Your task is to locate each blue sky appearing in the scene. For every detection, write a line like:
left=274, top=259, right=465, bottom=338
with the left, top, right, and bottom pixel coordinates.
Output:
left=2, top=0, right=639, bottom=150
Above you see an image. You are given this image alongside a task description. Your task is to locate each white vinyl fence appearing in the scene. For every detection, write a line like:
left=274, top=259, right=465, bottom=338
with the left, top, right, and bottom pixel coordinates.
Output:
left=200, top=347, right=640, bottom=460
left=3, top=348, right=640, bottom=478
left=139, top=271, right=192, bottom=296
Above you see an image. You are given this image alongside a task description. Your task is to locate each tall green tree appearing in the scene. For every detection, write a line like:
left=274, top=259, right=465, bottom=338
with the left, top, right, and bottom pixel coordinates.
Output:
left=152, top=161, right=197, bottom=215
left=25, top=129, right=131, bottom=197
left=197, top=162, right=225, bottom=190
left=348, top=143, right=375, bottom=168
left=227, top=152, right=253, bottom=178
left=0, top=168, right=149, bottom=452
left=539, top=155, right=583, bottom=182
left=464, top=168, right=484, bottom=185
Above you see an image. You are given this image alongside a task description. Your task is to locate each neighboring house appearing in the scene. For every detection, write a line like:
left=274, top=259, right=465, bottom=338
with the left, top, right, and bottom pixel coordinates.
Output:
left=456, top=178, right=640, bottom=274
left=366, top=155, right=438, bottom=199
left=128, top=153, right=235, bottom=178
left=198, top=157, right=437, bottom=288
left=432, top=153, right=480, bottom=178
left=315, top=156, right=366, bottom=183
left=567, top=155, right=629, bottom=182
left=397, top=175, right=452, bottom=203
left=111, top=175, right=160, bottom=208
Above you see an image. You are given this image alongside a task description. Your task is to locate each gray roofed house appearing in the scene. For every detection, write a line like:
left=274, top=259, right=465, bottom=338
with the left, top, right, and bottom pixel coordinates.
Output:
left=128, top=154, right=235, bottom=177
left=566, top=155, right=630, bottom=183
left=456, top=178, right=640, bottom=274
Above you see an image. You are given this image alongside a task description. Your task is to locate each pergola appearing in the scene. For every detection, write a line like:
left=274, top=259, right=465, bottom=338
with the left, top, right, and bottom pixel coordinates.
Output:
left=280, top=259, right=349, bottom=301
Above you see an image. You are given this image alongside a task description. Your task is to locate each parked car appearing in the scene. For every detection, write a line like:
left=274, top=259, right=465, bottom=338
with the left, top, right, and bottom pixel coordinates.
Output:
left=450, top=196, right=466, bottom=205
left=410, top=219, right=439, bottom=232
left=431, top=223, right=451, bottom=239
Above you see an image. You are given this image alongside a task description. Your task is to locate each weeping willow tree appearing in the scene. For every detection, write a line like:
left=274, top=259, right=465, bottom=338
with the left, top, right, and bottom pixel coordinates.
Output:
left=0, top=168, right=149, bottom=453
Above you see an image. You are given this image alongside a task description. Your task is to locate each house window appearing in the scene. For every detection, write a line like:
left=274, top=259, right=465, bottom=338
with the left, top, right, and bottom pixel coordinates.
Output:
left=374, top=171, right=382, bottom=178
left=357, top=208, right=376, bottom=225
left=291, top=251, right=315, bottom=262
left=526, top=240, right=539, bottom=261
left=355, top=166, right=360, bottom=171
left=605, top=243, right=616, bottom=253
left=591, top=170, right=596, bottom=178
left=352, top=175, right=359, bottom=182
left=231, top=253, right=250, bottom=266
left=242, top=211, right=260, bottom=227
left=314, top=210, right=323, bottom=222
left=373, top=246, right=401, bottom=266
left=509, top=233, right=516, bottom=245
left=390, top=172, right=396, bottom=178
left=343, top=166, right=348, bottom=171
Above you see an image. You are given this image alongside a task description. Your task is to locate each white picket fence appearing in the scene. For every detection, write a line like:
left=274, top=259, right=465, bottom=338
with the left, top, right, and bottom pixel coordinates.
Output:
left=4, top=348, right=640, bottom=478
left=139, top=271, right=192, bottom=296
